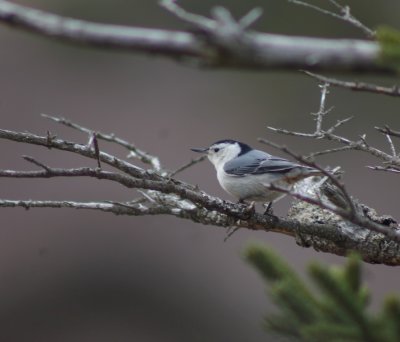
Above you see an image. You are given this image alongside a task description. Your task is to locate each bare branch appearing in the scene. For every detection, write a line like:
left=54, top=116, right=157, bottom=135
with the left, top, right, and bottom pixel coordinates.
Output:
left=366, top=165, right=400, bottom=174
left=325, top=116, right=354, bottom=134
left=314, top=83, right=330, bottom=134
left=0, top=130, right=273, bottom=221
left=289, top=0, right=375, bottom=37
left=0, top=123, right=400, bottom=264
left=0, top=0, right=389, bottom=73
left=0, top=199, right=172, bottom=216
left=238, top=7, right=263, bottom=29
left=0, top=1, right=399, bottom=264
left=375, top=125, right=400, bottom=139
left=41, top=114, right=161, bottom=170
left=385, top=134, right=397, bottom=157
left=90, top=133, right=102, bottom=169
left=0, top=128, right=152, bottom=180
left=305, top=145, right=353, bottom=158
left=159, top=0, right=215, bottom=30
left=267, top=85, right=400, bottom=167
left=266, top=126, right=316, bottom=138
left=22, top=155, right=51, bottom=171
left=303, top=71, right=400, bottom=98
left=260, top=78, right=400, bottom=243
left=169, top=155, right=207, bottom=177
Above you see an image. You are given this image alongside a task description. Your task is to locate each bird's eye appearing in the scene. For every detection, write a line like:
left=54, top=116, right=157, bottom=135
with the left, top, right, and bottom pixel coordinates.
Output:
left=213, top=148, right=220, bottom=153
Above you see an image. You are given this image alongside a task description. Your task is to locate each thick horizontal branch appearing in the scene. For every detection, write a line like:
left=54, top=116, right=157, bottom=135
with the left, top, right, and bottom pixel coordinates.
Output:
left=1, top=194, right=400, bottom=265
left=0, top=0, right=392, bottom=73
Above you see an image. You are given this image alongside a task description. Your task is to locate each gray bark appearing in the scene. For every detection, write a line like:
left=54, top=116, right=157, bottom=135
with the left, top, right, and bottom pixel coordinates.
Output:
left=0, top=0, right=392, bottom=73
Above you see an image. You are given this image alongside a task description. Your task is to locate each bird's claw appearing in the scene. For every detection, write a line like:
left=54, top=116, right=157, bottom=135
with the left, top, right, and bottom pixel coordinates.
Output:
left=263, top=202, right=274, bottom=216
left=243, top=201, right=256, bottom=216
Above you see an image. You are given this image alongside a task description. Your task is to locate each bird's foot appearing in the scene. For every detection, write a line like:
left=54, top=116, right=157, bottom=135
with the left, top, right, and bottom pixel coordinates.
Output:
left=243, top=201, right=256, bottom=216
left=263, top=202, right=274, bottom=216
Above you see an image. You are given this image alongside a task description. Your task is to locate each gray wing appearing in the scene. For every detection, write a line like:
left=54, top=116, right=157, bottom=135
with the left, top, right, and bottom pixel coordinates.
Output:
left=223, top=150, right=304, bottom=176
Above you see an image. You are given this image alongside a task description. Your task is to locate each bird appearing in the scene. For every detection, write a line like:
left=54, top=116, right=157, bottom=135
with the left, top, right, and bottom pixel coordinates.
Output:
left=191, top=139, right=321, bottom=207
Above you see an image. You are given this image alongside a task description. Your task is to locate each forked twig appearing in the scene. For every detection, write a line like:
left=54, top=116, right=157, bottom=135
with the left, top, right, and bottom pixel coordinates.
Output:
left=288, top=0, right=375, bottom=37
left=41, top=114, right=161, bottom=170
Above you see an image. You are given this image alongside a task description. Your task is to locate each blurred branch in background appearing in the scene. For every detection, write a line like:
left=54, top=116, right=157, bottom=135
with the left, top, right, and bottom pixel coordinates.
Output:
left=0, top=0, right=395, bottom=73
left=245, top=246, right=400, bottom=342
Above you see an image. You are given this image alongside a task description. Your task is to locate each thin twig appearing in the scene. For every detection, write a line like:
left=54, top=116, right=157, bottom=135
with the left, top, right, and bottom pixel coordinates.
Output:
left=266, top=126, right=316, bottom=138
left=90, top=133, right=102, bottom=168
left=288, top=0, right=375, bottom=37
left=303, top=71, right=400, bottom=98
left=267, top=84, right=400, bottom=166
left=385, top=134, right=397, bottom=157
left=375, top=126, right=400, bottom=139
left=366, top=165, right=400, bottom=174
left=169, top=155, right=207, bottom=177
left=41, top=114, right=161, bottom=170
left=22, top=155, right=51, bottom=171
left=305, top=145, right=353, bottom=159
left=326, top=116, right=354, bottom=134
left=0, top=128, right=169, bottom=183
left=238, top=7, right=263, bottom=29
left=224, top=226, right=241, bottom=242
left=159, top=0, right=215, bottom=31
left=314, top=83, right=330, bottom=134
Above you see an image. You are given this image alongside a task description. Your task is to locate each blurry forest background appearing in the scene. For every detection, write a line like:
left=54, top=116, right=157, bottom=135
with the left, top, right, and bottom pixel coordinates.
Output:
left=0, top=1, right=400, bottom=341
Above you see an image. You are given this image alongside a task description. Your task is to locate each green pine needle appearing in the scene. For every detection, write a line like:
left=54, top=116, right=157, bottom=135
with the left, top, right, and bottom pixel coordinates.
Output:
left=244, top=244, right=400, bottom=342
left=376, top=26, right=400, bottom=70
left=245, top=244, right=300, bottom=282
left=343, top=252, right=362, bottom=293
left=308, top=262, right=375, bottom=340
left=380, top=295, right=400, bottom=342
left=301, top=322, right=360, bottom=342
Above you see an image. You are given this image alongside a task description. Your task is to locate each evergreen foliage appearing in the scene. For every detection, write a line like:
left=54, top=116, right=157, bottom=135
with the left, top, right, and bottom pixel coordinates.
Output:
left=376, top=26, right=400, bottom=70
left=245, top=245, right=400, bottom=341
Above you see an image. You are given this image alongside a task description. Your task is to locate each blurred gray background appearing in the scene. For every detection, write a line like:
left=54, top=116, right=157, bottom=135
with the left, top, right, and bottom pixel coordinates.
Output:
left=0, top=1, right=400, bottom=341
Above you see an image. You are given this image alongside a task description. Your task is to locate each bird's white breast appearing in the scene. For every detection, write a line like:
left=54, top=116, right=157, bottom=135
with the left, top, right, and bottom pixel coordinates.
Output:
left=216, top=167, right=286, bottom=202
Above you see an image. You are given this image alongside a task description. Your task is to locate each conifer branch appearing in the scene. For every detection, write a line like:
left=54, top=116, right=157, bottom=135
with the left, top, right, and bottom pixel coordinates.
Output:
left=245, top=246, right=400, bottom=341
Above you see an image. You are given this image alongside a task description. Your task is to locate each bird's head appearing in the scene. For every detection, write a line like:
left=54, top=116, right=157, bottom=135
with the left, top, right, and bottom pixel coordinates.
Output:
left=191, top=139, right=252, bottom=168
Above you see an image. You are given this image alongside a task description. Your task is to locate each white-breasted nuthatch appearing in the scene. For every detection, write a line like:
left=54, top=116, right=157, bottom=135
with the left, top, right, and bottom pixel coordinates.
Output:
left=191, top=139, right=321, bottom=204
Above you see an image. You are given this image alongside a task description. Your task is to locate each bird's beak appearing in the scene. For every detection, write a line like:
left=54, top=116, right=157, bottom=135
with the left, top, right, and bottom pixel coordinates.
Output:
left=190, top=147, right=209, bottom=153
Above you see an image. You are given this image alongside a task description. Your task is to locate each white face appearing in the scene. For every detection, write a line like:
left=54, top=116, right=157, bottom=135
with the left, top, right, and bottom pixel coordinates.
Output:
left=207, top=142, right=241, bottom=168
